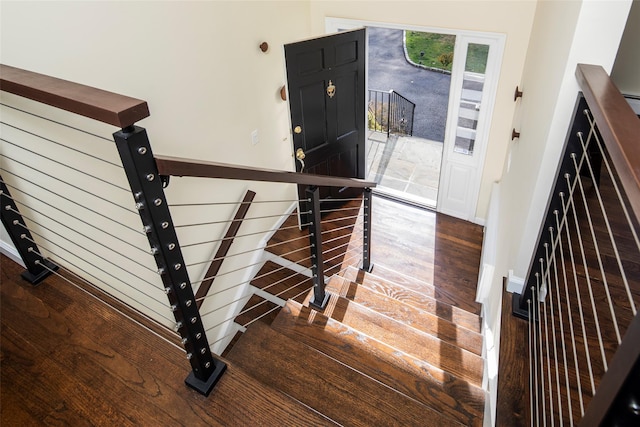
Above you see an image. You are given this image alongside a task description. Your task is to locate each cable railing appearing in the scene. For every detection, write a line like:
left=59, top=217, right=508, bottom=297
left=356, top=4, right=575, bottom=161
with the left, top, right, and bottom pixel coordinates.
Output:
left=512, top=64, right=640, bottom=426
left=0, top=64, right=376, bottom=397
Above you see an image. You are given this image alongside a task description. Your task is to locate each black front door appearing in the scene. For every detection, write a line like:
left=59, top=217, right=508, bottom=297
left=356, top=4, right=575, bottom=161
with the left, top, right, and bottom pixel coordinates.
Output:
left=285, top=28, right=366, bottom=208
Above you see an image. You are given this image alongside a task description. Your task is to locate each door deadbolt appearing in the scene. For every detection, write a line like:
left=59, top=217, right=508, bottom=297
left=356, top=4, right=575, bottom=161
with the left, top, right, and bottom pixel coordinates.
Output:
left=294, top=125, right=302, bottom=134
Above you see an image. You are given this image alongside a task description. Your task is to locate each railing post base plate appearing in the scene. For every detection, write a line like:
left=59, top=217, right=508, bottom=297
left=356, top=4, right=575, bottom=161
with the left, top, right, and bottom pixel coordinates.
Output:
left=309, top=291, right=331, bottom=311
left=184, top=359, right=227, bottom=397
left=21, top=260, right=59, bottom=286
left=359, top=262, right=374, bottom=273
left=511, top=292, right=532, bottom=321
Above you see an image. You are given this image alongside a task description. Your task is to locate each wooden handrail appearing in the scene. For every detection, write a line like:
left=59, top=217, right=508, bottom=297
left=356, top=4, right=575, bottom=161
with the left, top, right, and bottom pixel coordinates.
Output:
left=155, top=154, right=377, bottom=189
left=0, top=64, right=149, bottom=128
left=576, top=63, right=640, bottom=221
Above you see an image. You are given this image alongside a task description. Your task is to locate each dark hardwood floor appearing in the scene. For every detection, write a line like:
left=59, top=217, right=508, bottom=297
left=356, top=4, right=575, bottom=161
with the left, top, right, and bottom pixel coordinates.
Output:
left=1, top=195, right=486, bottom=425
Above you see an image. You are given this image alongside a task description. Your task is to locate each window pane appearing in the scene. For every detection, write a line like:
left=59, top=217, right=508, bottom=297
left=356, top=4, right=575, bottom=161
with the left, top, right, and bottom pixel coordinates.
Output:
left=454, top=43, right=489, bottom=155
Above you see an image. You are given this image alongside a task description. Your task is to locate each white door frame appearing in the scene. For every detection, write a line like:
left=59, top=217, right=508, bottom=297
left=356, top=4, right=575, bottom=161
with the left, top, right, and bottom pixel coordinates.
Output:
left=325, top=17, right=505, bottom=223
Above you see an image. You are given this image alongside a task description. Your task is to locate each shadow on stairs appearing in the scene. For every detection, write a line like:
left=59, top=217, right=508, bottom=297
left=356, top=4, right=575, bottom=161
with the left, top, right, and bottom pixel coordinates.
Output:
left=220, top=198, right=485, bottom=425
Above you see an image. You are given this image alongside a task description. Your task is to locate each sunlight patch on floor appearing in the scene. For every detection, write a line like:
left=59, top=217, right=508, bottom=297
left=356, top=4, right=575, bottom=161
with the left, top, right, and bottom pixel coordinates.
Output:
left=366, top=132, right=442, bottom=208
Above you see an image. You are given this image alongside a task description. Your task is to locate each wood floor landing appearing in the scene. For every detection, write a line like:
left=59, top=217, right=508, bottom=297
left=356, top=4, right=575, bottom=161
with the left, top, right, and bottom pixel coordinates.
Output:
left=1, top=196, right=486, bottom=425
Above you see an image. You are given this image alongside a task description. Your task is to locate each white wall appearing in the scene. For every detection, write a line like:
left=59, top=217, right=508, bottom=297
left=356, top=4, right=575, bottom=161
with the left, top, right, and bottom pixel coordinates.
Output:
left=309, top=0, right=537, bottom=221
left=497, top=0, right=632, bottom=284
left=612, top=0, right=640, bottom=96
left=1, top=1, right=311, bottom=353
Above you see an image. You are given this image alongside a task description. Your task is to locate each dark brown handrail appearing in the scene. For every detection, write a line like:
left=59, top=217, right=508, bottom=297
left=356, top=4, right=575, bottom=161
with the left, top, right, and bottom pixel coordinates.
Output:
left=0, top=64, right=149, bottom=128
left=576, top=63, right=640, bottom=221
left=155, top=154, right=377, bottom=189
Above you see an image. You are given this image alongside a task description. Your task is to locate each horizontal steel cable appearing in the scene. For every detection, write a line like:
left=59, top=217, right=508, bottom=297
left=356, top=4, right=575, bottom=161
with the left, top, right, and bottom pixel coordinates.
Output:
left=320, top=205, right=362, bottom=214
left=202, top=272, right=314, bottom=328
left=320, top=214, right=362, bottom=225
left=242, top=285, right=312, bottom=328
left=240, top=278, right=314, bottom=327
left=1, top=154, right=137, bottom=215
left=174, top=210, right=307, bottom=229
left=2, top=138, right=129, bottom=192
left=0, top=171, right=142, bottom=235
left=18, top=225, right=165, bottom=302
left=5, top=200, right=155, bottom=274
left=0, top=102, right=115, bottom=144
left=34, top=258, right=182, bottom=351
left=0, top=182, right=148, bottom=254
left=265, top=233, right=310, bottom=250
left=180, top=222, right=308, bottom=249
left=194, top=252, right=314, bottom=293
left=169, top=198, right=307, bottom=207
left=20, top=235, right=172, bottom=322
left=196, top=258, right=313, bottom=307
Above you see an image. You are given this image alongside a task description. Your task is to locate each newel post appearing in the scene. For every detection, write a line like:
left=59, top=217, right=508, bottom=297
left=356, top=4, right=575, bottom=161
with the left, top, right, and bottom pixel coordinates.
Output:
left=306, top=186, right=330, bottom=310
left=361, top=187, right=374, bottom=273
left=112, top=125, right=226, bottom=396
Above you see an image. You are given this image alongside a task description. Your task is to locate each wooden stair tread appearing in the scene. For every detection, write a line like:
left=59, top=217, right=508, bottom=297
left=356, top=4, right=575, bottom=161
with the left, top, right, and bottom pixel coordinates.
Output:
left=341, top=265, right=481, bottom=333
left=311, top=292, right=484, bottom=385
left=272, top=300, right=485, bottom=426
left=326, top=276, right=482, bottom=355
left=226, top=321, right=462, bottom=427
left=211, top=360, right=339, bottom=425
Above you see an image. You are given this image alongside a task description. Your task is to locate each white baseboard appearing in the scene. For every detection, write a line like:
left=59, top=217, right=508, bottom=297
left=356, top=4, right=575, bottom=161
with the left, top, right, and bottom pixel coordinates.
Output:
left=507, top=270, right=525, bottom=294
left=1, top=239, right=24, bottom=268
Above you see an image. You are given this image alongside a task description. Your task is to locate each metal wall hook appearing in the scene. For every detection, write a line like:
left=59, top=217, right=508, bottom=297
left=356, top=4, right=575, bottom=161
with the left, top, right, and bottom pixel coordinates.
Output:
left=512, top=129, right=521, bottom=140
left=514, top=86, right=523, bottom=101
left=259, top=42, right=269, bottom=53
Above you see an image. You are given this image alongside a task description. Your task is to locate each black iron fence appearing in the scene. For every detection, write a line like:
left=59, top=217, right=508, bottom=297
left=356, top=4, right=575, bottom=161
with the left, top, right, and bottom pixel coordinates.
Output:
left=368, top=89, right=415, bottom=137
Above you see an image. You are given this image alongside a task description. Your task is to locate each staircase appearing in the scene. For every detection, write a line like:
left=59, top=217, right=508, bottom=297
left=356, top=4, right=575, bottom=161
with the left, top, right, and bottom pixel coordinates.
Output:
left=223, top=204, right=486, bottom=426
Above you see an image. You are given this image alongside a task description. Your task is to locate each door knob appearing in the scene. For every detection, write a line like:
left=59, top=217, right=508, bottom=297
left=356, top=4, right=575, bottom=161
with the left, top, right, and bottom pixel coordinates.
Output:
left=295, top=148, right=305, bottom=172
left=294, top=125, right=302, bottom=134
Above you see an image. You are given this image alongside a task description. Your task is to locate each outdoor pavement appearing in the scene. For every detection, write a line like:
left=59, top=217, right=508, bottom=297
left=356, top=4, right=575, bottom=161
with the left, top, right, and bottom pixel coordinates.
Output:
left=367, top=27, right=451, bottom=142
left=366, top=27, right=448, bottom=207
left=366, top=132, right=442, bottom=208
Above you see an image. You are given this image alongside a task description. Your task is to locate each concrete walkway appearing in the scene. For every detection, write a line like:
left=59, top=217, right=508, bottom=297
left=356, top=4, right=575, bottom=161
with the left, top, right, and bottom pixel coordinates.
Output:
left=366, top=132, right=442, bottom=208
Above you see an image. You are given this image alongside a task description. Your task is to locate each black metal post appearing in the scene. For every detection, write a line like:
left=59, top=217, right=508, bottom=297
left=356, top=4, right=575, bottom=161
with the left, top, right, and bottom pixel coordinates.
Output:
left=0, top=177, right=58, bottom=284
left=361, top=187, right=374, bottom=273
left=515, top=95, right=591, bottom=318
left=306, top=186, right=329, bottom=310
left=386, top=90, right=391, bottom=138
left=112, top=126, right=226, bottom=396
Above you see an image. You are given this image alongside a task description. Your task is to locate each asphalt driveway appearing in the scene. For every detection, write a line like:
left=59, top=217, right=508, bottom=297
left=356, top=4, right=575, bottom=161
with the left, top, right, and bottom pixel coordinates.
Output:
left=367, top=27, right=451, bottom=142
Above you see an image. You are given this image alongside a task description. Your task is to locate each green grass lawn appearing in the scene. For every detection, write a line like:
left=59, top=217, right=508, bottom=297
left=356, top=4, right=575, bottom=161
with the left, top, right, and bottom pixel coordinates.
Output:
left=405, top=31, right=488, bottom=74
